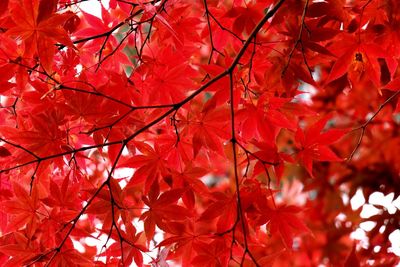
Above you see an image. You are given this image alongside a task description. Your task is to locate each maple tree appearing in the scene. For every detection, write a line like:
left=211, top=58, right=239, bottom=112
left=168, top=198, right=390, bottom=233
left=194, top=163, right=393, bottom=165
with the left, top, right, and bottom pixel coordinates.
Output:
left=0, top=0, right=400, bottom=266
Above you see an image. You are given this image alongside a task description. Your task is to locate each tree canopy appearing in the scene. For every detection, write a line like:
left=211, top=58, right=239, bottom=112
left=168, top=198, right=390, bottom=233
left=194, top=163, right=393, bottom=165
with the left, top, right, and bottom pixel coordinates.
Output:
left=0, top=0, right=399, bottom=266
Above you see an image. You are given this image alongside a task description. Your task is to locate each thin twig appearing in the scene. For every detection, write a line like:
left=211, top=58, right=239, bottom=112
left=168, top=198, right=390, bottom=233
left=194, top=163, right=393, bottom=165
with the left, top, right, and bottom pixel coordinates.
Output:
left=347, top=90, right=400, bottom=161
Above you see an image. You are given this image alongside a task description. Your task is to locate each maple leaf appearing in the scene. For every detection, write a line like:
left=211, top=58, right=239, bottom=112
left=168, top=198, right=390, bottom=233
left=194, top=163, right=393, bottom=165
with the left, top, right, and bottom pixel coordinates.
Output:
left=0, top=34, right=29, bottom=92
left=0, top=232, right=42, bottom=266
left=6, top=0, right=74, bottom=72
left=0, top=0, right=399, bottom=265
left=84, top=178, right=128, bottom=234
left=98, top=222, right=146, bottom=266
left=164, top=166, right=211, bottom=209
left=140, top=182, right=191, bottom=240
left=251, top=140, right=294, bottom=184
left=158, top=219, right=214, bottom=266
left=76, top=7, right=116, bottom=38
left=256, top=204, right=310, bottom=249
left=0, top=110, right=68, bottom=164
left=153, top=5, right=202, bottom=47
left=180, top=100, right=230, bottom=157
left=0, top=183, right=40, bottom=235
left=153, top=132, right=195, bottom=171
left=236, top=95, right=296, bottom=142
left=47, top=249, right=93, bottom=267
left=198, top=192, right=237, bottom=232
left=325, top=38, right=388, bottom=92
left=42, top=173, right=81, bottom=212
left=191, top=239, right=230, bottom=267
left=225, top=5, right=263, bottom=36
left=131, top=46, right=196, bottom=104
left=295, top=116, right=347, bottom=177
left=120, top=141, right=169, bottom=194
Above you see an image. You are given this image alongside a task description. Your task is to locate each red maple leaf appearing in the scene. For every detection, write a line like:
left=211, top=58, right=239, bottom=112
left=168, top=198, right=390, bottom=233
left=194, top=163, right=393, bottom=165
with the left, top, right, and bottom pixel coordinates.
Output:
left=6, top=0, right=73, bottom=72
left=256, top=204, right=310, bottom=249
left=0, top=183, right=40, bottom=234
left=140, top=182, right=191, bottom=240
left=295, top=116, right=347, bottom=177
left=180, top=100, right=230, bottom=157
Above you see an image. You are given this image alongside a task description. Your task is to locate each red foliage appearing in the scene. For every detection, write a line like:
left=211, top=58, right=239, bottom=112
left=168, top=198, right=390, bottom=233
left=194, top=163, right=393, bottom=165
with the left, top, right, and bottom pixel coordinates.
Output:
left=0, top=0, right=400, bottom=266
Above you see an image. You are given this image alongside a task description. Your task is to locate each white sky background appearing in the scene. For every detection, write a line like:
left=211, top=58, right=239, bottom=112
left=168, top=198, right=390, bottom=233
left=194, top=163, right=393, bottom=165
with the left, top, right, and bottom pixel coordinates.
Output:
left=79, top=0, right=109, bottom=17
left=76, top=0, right=400, bottom=265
